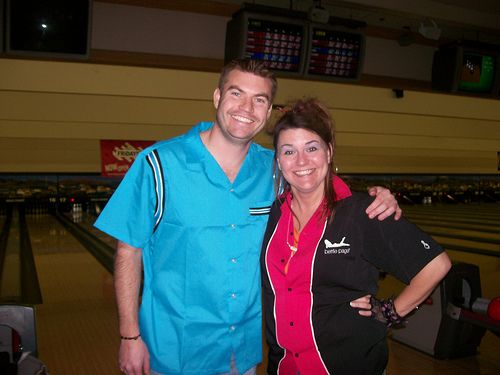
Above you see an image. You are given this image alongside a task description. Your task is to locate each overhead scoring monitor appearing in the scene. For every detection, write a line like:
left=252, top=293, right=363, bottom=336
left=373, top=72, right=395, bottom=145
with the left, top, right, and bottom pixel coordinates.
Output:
left=304, top=24, right=365, bottom=82
left=225, top=11, right=308, bottom=77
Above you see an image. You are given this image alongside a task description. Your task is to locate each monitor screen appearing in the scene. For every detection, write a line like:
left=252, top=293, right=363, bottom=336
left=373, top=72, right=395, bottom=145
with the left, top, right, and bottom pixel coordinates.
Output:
left=225, top=12, right=307, bottom=77
left=244, top=18, right=303, bottom=73
left=0, top=0, right=4, bottom=53
left=304, top=25, right=365, bottom=82
left=6, top=0, right=92, bottom=59
left=458, top=53, right=495, bottom=93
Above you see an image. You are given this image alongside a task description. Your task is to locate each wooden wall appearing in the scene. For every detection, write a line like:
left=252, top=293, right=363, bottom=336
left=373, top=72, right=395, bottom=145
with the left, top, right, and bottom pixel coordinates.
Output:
left=1, top=58, right=499, bottom=174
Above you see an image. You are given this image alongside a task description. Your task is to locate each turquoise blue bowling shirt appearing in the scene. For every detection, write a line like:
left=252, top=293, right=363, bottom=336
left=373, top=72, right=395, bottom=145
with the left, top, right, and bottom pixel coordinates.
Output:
left=94, top=122, right=275, bottom=375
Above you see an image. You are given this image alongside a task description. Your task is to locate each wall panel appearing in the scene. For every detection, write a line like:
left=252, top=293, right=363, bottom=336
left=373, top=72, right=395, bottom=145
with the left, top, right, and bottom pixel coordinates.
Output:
left=1, top=59, right=499, bottom=174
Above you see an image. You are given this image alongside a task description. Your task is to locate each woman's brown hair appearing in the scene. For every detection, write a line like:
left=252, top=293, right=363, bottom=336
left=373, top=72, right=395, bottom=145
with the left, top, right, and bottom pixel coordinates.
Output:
left=267, top=97, right=339, bottom=221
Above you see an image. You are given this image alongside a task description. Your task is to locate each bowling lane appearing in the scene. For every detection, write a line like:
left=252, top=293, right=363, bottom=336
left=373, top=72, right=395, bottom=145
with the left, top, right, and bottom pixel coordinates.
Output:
left=402, top=203, right=500, bottom=258
left=64, top=210, right=118, bottom=249
left=25, top=212, right=121, bottom=375
left=403, top=204, right=500, bottom=223
left=406, top=219, right=500, bottom=234
left=0, top=209, right=20, bottom=302
left=419, top=226, right=500, bottom=243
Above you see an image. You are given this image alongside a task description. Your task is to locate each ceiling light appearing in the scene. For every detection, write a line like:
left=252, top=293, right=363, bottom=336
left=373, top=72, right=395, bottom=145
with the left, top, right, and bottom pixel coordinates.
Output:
left=419, top=19, right=442, bottom=40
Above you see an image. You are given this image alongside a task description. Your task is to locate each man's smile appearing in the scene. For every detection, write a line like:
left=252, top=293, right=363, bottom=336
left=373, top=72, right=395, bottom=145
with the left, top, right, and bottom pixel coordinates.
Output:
left=231, top=115, right=253, bottom=123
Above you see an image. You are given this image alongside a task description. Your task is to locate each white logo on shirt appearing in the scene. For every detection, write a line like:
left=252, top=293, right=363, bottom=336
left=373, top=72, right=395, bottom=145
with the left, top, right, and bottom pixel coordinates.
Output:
left=324, top=237, right=350, bottom=255
left=325, top=237, right=350, bottom=248
left=421, top=240, right=430, bottom=249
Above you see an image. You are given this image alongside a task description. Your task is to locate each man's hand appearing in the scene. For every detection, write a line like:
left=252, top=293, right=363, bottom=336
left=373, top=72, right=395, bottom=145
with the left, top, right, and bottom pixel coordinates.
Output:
left=119, top=337, right=151, bottom=375
left=366, top=186, right=402, bottom=220
left=350, top=295, right=372, bottom=317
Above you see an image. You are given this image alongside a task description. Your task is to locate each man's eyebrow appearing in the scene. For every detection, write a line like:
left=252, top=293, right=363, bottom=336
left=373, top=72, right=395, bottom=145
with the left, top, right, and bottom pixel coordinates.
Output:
left=226, top=85, right=270, bottom=101
left=226, top=85, right=242, bottom=92
left=256, top=93, right=270, bottom=101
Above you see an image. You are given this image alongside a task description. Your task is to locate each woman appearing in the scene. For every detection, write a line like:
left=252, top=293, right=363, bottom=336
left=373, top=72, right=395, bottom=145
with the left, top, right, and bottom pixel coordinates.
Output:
left=260, top=97, right=451, bottom=375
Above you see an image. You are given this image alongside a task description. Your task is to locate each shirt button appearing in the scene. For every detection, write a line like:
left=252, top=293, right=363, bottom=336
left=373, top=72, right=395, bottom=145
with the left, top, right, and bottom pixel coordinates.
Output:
left=231, top=294, right=236, bottom=298
left=288, top=288, right=292, bottom=292
left=281, top=259, right=285, bottom=263
left=230, top=189, right=234, bottom=192
left=231, top=224, right=235, bottom=228
left=290, top=322, right=293, bottom=326
left=295, top=353, right=299, bottom=357
left=231, top=326, right=235, bottom=330
left=232, top=259, right=236, bottom=263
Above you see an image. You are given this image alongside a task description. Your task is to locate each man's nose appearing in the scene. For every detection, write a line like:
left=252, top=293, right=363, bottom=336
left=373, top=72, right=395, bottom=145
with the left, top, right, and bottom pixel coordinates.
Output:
left=239, top=97, right=254, bottom=112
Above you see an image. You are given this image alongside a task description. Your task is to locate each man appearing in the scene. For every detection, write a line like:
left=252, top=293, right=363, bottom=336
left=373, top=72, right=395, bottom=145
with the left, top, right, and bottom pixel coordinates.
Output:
left=94, top=59, right=401, bottom=375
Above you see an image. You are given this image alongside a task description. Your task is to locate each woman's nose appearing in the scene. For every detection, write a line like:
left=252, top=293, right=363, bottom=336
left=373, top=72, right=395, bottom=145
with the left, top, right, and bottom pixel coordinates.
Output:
left=296, top=152, right=307, bottom=165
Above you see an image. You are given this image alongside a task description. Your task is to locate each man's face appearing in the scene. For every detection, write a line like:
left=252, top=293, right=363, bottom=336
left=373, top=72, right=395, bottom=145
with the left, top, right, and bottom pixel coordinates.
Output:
left=213, top=69, right=273, bottom=146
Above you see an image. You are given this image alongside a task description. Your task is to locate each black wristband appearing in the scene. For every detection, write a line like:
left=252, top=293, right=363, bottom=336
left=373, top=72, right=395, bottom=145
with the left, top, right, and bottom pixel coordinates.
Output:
left=370, top=296, right=407, bottom=328
left=120, top=333, right=141, bottom=340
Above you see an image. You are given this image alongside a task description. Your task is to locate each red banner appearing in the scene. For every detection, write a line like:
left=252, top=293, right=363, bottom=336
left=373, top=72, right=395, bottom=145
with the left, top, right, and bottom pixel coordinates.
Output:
left=100, top=140, right=156, bottom=177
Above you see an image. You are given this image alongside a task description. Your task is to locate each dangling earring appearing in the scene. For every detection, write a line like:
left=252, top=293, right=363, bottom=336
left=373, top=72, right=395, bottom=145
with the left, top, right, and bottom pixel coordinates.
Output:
left=332, top=158, right=338, bottom=175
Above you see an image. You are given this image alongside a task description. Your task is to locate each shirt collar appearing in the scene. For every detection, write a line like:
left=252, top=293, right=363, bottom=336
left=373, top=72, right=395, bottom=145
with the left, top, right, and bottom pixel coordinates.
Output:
left=333, top=176, right=352, bottom=201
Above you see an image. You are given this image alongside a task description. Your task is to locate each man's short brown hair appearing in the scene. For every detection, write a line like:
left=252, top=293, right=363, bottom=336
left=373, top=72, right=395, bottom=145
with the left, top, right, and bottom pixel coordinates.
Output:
left=218, top=59, right=278, bottom=104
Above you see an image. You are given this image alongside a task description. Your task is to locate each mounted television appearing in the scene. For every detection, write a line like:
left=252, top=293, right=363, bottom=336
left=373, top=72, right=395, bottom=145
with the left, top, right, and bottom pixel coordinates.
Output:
left=225, top=11, right=308, bottom=78
left=0, top=0, right=4, bottom=53
left=303, top=24, right=365, bottom=83
left=5, top=0, right=92, bottom=60
left=432, top=41, right=500, bottom=96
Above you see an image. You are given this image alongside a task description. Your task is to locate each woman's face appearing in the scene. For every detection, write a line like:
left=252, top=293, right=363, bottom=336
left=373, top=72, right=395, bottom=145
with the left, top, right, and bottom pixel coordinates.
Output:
left=276, top=128, right=331, bottom=197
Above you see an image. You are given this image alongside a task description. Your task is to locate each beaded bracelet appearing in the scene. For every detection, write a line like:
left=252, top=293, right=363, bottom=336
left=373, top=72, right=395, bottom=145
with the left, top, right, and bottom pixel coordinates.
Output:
left=120, top=334, right=141, bottom=340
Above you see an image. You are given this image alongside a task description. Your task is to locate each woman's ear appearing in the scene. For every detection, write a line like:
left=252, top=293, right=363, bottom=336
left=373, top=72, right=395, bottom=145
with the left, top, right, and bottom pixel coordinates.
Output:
left=328, top=143, right=334, bottom=163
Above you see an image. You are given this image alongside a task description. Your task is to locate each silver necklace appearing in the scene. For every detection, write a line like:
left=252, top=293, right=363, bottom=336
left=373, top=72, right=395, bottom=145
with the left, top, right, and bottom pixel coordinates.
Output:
left=286, top=205, right=297, bottom=251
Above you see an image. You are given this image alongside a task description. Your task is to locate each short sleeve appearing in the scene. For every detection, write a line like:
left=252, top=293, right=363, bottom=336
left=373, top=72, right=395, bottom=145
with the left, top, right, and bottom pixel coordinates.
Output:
left=94, top=149, right=159, bottom=249
left=359, top=196, right=444, bottom=285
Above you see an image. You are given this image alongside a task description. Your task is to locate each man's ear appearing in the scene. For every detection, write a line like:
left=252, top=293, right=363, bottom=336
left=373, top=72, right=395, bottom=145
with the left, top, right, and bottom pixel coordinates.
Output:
left=213, top=87, right=221, bottom=109
left=266, top=103, right=273, bottom=120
